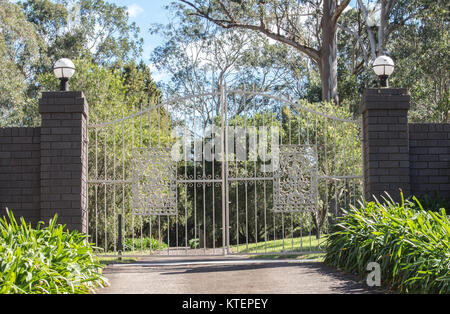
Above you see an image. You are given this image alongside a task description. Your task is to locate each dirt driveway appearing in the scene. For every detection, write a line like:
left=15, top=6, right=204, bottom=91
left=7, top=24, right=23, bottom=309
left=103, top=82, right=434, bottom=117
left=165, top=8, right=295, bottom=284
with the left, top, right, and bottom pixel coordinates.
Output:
left=97, top=257, right=382, bottom=294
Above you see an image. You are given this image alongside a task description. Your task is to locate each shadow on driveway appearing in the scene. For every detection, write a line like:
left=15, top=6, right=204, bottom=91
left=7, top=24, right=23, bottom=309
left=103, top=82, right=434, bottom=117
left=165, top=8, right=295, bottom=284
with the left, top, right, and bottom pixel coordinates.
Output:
left=99, top=260, right=384, bottom=294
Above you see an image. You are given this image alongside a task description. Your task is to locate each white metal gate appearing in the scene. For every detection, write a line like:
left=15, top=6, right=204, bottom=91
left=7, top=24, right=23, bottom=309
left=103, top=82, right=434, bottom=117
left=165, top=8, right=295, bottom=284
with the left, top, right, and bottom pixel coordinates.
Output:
left=88, top=86, right=363, bottom=257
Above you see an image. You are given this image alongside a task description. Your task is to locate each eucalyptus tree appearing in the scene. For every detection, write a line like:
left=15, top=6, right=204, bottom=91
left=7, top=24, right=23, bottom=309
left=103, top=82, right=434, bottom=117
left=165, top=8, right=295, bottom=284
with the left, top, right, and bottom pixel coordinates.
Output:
left=1, top=0, right=145, bottom=127
left=19, top=0, right=143, bottom=67
left=174, top=0, right=353, bottom=104
left=0, top=0, right=44, bottom=126
left=150, top=8, right=308, bottom=126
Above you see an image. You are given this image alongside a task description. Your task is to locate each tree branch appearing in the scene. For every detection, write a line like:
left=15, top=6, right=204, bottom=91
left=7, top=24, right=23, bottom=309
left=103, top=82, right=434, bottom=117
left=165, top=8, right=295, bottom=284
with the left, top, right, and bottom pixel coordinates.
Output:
left=337, top=23, right=369, bottom=66
left=180, top=0, right=320, bottom=62
left=332, top=0, right=351, bottom=26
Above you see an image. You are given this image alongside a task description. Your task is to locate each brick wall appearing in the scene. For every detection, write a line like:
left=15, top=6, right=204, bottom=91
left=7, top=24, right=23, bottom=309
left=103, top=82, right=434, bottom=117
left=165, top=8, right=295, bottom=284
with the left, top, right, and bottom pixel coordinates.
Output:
left=361, top=88, right=450, bottom=202
left=360, top=88, right=411, bottom=201
left=409, top=123, right=450, bottom=199
left=0, top=91, right=88, bottom=232
left=0, top=128, right=41, bottom=225
left=39, top=91, right=89, bottom=232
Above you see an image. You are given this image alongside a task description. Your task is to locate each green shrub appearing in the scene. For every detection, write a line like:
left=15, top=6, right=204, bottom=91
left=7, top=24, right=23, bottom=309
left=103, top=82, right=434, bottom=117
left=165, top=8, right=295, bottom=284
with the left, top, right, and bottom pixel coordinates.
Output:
left=413, top=193, right=449, bottom=214
left=0, top=209, right=107, bottom=294
left=189, top=238, right=200, bottom=249
left=325, top=194, right=450, bottom=294
left=123, top=237, right=167, bottom=252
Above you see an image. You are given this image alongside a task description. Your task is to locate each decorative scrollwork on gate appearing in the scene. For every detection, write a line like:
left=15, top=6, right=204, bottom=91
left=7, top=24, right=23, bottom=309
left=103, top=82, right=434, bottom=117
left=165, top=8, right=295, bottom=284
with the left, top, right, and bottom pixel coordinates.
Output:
left=273, top=145, right=319, bottom=213
left=132, top=148, right=177, bottom=216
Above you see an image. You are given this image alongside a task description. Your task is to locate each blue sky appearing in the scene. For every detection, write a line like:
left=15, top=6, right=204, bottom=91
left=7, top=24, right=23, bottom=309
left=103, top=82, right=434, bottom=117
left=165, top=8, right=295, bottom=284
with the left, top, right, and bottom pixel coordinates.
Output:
left=109, top=0, right=171, bottom=64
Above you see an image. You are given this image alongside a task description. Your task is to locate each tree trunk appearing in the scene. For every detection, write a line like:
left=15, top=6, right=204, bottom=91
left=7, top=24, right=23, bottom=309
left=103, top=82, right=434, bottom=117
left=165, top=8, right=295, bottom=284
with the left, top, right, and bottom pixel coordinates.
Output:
left=321, top=0, right=339, bottom=105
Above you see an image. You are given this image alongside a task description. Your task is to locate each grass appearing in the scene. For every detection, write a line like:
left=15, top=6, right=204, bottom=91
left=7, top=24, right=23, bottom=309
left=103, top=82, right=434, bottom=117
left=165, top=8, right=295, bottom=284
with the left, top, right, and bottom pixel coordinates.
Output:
left=248, top=253, right=325, bottom=261
left=94, top=235, right=328, bottom=259
left=232, top=235, right=327, bottom=254
left=98, top=257, right=138, bottom=265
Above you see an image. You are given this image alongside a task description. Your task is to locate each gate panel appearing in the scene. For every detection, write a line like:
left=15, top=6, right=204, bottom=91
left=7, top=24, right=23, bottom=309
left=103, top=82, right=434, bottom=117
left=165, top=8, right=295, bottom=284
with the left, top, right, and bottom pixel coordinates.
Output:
left=88, top=88, right=363, bottom=257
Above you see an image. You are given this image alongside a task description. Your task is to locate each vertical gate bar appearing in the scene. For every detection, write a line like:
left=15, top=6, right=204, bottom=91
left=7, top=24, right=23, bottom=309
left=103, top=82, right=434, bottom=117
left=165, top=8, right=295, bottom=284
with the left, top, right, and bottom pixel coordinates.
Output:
left=157, top=107, right=161, bottom=252
left=202, top=103, right=206, bottom=254
left=225, top=85, right=230, bottom=254
left=315, top=98, right=319, bottom=249
left=212, top=120, right=216, bottom=253
left=140, top=103, right=143, bottom=253
left=288, top=97, right=293, bottom=251
left=280, top=98, right=284, bottom=253
left=244, top=88, right=249, bottom=253
left=104, top=131, right=107, bottom=252
left=118, top=214, right=122, bottom=260
left=231, top=92, right=237, bottom=254
left=166, top=104, right=171, bottom=255
left=334, top=109, right=339, bottom=230
left=158, top=214, right=161, bottom=251
left=191, top=98, right=197, bottom=251
left=262, top=101, right=267, bottom=253
left=254, top=139, right=258, bottom=254
left=184, top=114, right=188, bottom=255
left=322, top=111, right=328, bottom=249
left=220, top=83, right=227, bottom=255
left=271, top=108, right=275, bottom=252
left=252, top=84, right=258, bottom=254
left=148, top=106, right=153, bottom=255
left=299, top=105, right=304, bottom=252
left=343, top=141, right=347, bottom=229
left=253, top=88, right=258, bottom=254
left=131, top=108, right=135, bottom=251
left=113, top=114, right=117, bottom=252
left=352, top=123, right=357, bottom=207
left=122, top=110, right=126, bottom=256
left=95, top=127, right=98, bottom=248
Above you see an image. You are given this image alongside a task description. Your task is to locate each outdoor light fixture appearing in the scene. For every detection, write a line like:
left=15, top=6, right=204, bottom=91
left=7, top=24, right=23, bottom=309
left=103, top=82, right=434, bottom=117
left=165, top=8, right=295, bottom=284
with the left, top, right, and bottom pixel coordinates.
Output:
left=372, top=55, right=395, bottom=88
left=53, top=58, right=76, bottom=91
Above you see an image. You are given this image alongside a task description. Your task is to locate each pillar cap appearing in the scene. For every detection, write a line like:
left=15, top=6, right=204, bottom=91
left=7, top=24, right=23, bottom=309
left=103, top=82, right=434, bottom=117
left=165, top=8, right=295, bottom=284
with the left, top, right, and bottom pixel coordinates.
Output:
left=39, top=91, right=88, bottom=116
left=360, top=88, right=410, bottom=114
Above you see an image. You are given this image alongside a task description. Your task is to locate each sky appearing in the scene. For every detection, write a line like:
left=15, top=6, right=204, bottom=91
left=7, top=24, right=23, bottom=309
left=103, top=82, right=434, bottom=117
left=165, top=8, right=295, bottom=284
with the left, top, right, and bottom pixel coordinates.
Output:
left=109, top=0, right=172, bottom=64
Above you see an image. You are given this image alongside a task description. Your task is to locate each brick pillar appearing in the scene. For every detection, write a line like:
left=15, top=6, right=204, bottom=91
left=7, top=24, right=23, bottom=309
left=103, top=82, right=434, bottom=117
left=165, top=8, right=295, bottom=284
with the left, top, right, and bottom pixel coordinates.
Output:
left=39, top=91, right=88, bottom=233
left=360, top=88, right=411, bottom=202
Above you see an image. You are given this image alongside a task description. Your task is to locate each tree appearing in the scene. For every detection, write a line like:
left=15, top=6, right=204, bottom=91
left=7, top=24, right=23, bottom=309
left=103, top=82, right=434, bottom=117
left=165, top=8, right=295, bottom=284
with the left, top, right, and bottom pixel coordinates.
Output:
left=0, top=0, right=43, bottom=126
left=0, top=0, right=145, bottom=127
left=389, top=0, right=449, bottom=122
left=175, top=0, right=352, bottom=104
left=151, top=5, right=313, bottom=126
left=335, top=0, right=449, bottom=121
left=19, top=0, right=143, bottom=67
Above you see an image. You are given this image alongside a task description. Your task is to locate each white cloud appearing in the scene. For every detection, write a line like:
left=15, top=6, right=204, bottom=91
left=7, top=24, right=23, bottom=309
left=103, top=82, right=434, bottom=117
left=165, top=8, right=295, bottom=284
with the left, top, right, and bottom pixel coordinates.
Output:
left=127, top=4, right=144, bottom=18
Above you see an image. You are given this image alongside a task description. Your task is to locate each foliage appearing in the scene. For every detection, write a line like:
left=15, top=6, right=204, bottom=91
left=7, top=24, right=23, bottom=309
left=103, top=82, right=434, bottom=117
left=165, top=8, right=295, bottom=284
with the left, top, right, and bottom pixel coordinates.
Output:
left=189, top=238, right=200, bottom=249
left=0, top=0, right=43, bottom=126
left=123, top=237, right=168, bottom=252
left=413, top=193, right=449, bottom=214
left=0, top=209, right=107, bottom=294
left=389, top=1, right=449, bottom=123
left=150, top=8, right=307, bottom=99
left=20, top=0, right=143, bottom=66
left=336, top=0, right=449, bottom=121
left=325, top=194, right=450, bottom=294
left=1, top=0, right=144, bottom=126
